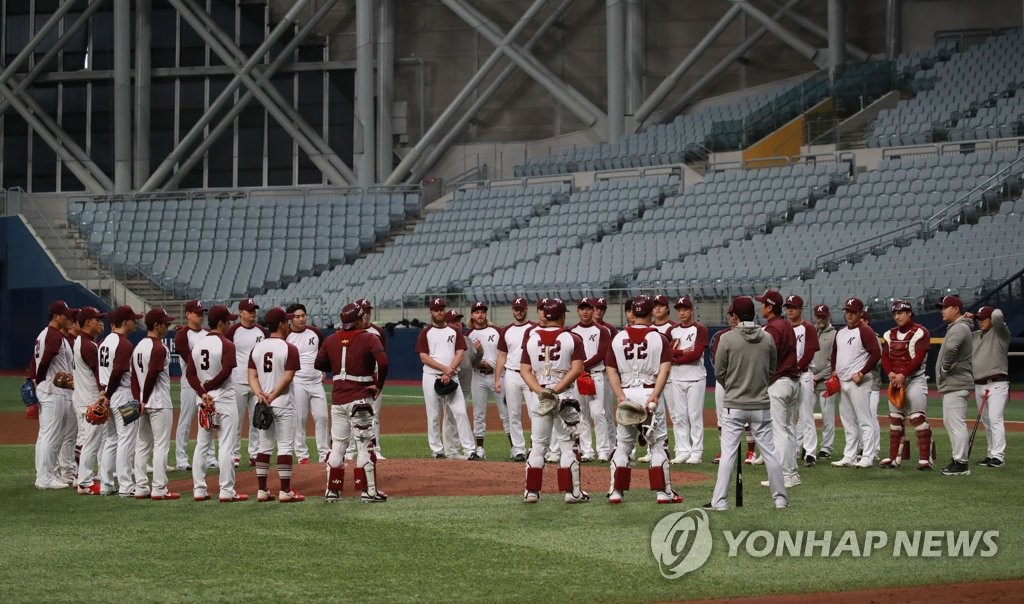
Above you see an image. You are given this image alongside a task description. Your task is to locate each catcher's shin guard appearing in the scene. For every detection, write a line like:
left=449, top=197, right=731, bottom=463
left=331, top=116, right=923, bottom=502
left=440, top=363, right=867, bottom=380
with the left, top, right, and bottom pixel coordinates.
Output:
left=525, top=465, right=544, bottom=493
left=609, top=463, right=631, bottom=493
left=886, top=414, right=905, bottom=465
left=649, top=460, right=669, bottom=492
left=557, top=460, right=583, bottom=497
left=327, top=466, right=344, bottom=493
left=354, top=451, right=380, bottom=496
left=910, top=413, right=932, bottom=465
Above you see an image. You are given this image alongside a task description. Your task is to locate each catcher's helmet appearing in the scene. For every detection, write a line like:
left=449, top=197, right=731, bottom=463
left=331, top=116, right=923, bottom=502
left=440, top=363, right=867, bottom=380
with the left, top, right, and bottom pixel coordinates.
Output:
left=891, top=299, right=913, bottom=314
left=542, top=298, right=567, bottom=321
left=631, top=295, right=654, bottom=317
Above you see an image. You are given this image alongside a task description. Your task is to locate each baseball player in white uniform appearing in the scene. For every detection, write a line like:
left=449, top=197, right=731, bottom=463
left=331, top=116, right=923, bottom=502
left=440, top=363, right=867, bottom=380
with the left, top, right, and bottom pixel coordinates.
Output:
left=173, top=300, right=214, bottom=471
left=131, top=308, right=180, bottom=500
left=32, top=300, right=76, bottom=489
left=98, top=305, right=143, bottom=496
left=639, top=295, right=676, bottom=464
left=968, top=306, right=1009, bottom=468
left=71, top=306, right=107, bottom=494
left=593, top=297, right=619, bottom=461
left=416, top=297, right=477, bottom=459
left=249, top=307, right=304, bottom=502
left=756, top=290, right=802, bottom=488
left=466, top=301, right=505, bottom=460
left=520, top=298, right=589, bottom=503
left=606, top=295, right=682, bottom=504
left=57, top=320, right=79, bottom=484
left=225, top=298, right=268, bottom=468
left=667, top=296, right=709, bottom=465
left=286, top=303, right=329, bottom=464
left=493, top=297, right=533, bottom=461
left=829, top=297, right=882, bottom=469
left=188, top=304, right=247, bottom=502
left=569, top=297, right=612, bottom=462
left=443, top=310, right=474, bottom=458
left=782, top=295, right=821, bottom=467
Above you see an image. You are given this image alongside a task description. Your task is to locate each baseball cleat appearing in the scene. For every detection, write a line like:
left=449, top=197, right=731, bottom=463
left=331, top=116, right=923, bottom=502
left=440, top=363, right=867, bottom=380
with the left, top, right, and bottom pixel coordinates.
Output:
left=917, top=461, right=933, bottom=470
left=701, top=502, right=727, bottom=512
left=854, top=456, right=874, bottom=469
left=804, top=454, right=816, bottom=467
left=279, top=491, right=306, bottom=503
left=580, top=455, right=595, bottom=463
left=232, top=458, right=240, bottom=468
left=474, top=446, right=486, bottom=460
left=360, top=491, right=388, bottom=503
left=36, top=478, right=71, bottom=489
left=298, top=458, right=310, bottom=465
left=467, top=451, right=483, bottom=461
left=174, top=464, right=192, bottom=471
left=257, top=489, right=277, bottom=502
left=656, top=490, right=683, bottom=504
left=831, top=457, right=855, bottom=467
left=248, top=456, right=257, bottom=467
left=686, top=456, right=702, bottom=465
left=940, top=460, right=970, bottom=476
left=151, top=492, right=181, bottom=501
left=432, top=452, right=447, bottom=459
left=523, top=490, right=539, bottom=504
left=193, top=493, right=211, bottom=502
left=977, top=457, right=993, bottom=466
left=546, top=452, right=560, bottom=464
left=219, top=494, right=250, bottom=503
left=880, top=457, right=900, bottom=469
left=669, top=454, right=688, bottom=464
left=512, top=453, right=526, bottom=462
left=817, top=449, right=832, bottom=459
left=597, top=454, right=610, bottom=463
left=607, top=490, right=623, bottom=504
left=564, top=490, right=591, bottom=504
left=76, top=482, right=101, bottom=495
left=986, top=458, right=1005, bottom=468
left=134, top=491, right=152, bottom=500
left=373, top=451, right=386, bottom=460
left=712, top=453, right=721, bottom=465
left=325, top=490, right=341, bottom=503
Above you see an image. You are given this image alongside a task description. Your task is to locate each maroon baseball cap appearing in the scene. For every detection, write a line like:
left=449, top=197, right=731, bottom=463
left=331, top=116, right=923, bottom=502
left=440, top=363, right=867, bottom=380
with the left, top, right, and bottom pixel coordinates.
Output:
left=48, top=300, right=77, bottom=319
left=184, top=299, right=206, bottom=315
left=238, top=298, right=259, bottom=312
left=653, top=294, right=670, bottom=307
left=144, top=308, right=176, bottom=328
left=511, top=297, right=528, bottom=310
left=339, top=303, right=365, bottom=329
left=594, top=297, right=608, bottom=310
left=813, top=304, right=831, bottom=317
left=355, top=298, right=373, bottom=310
left=935, top=295, right=963, bottom=311
left=263, top=306, right=294, bottom=328
left=578, top=297, right=596, bottom=308
left=843, top=297, right=865, bottom=313
left=444, top=309, right=464, bottom=323
left=730, top=296, right=755, bottom=319
left=975, top=306, right=995, bottom=320
left=471, top=301, right=488, bottom=313
left=674, top=296, right=693, bottom=309
left=891, top=299, right=912, bottom=314
left=631, top=295, right=654, bottom=317
left=542, top=298, right=567, bottom=321
left=108, top=305, right=143, bottom=324
left=536, top=297, right=550, bottom=310
left=208, top=305, right=238, bottom=327
left=755, top=290, right=783, bottom=307
left=77, top=306, right=107, bottom=323
left=783, top=295, right=804, bottom=309
left=429, top=297, right=446, bottom=311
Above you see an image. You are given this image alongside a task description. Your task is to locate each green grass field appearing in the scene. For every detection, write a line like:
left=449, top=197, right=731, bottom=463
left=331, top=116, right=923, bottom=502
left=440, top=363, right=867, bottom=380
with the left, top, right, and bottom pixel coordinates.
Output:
left=3, top=377, right=1023, bottom=602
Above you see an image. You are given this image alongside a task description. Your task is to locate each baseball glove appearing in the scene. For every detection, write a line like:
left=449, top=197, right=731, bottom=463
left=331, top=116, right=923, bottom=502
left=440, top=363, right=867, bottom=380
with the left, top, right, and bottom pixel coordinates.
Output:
left=824, top=374, right=841, bottom=398
left=25, top=403, right=39, bottom=420
left=576, top=373, right=596, bottom=396
left=888, top=383, right=905, bottom=409
left=20, top=378, right=38, bottom=406
left=434, top=377, right=459, bottom=397
left=53, top=371, right=74, bottom=390
left=558, top=398, right=582, bottom=427
left=252, top=403, right=274, bottom=431
left=85, top=397, right=110, bottom=425
left=615, top=399, right=648, bottom=426
left=536, top=388, right=559, bottom=416
left=198, top=400, right=219, bottom=431
left=118, top=400, right=142, bottom=426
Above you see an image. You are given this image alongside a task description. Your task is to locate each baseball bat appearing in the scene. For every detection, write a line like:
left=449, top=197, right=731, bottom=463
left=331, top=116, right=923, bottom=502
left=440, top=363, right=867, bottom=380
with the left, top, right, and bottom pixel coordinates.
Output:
left=967, top=388, right=989, bottom=460
left=736, top=437, right=744, bottom=507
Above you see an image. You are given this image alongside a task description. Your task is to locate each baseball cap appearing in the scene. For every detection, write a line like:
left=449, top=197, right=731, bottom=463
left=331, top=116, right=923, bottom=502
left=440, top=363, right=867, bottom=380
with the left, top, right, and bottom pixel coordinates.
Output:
left=729, top=297, right=755, bottom=320
left=263, top=306, right=294, bottom=328
left=754, top=290, right=783, bottom=308
left=653, top=294, right=670, bottom=307
left=144, top=307, right=176, bottom=328
left=444, top=309, right=464, bottom=323
left=184, top=299, right=206, bottom=315
left=935, top=295, right=963, bottom=311
left=68, top=308, right=80, bottom=322
left=542, top=298, right=567, bottom=321
left=536, top=297, right=550, bottom=310
left=843, top=297, right=865, bottom=313
left=511, top=297, right=528, bottom=310
left=470, top=301, right=488, bottom=313
left=109, top=305, right=143, bottom=324
left=339, top=303, right=365, bottom=330
left=631, top=295, right=654, bottom=317
left=674, top=296, right=693, bottom=309
left=77, top=306, right=107, bottom=323
left=238, top=298, right=259, bottom=312
left=813, top=304, right=831, bottom=317
left=783, top=295, right=804, bottom=309
left=428, top=297, right=446, bottom=311
left=891, top=299, right=913, bottom=314
left=976, top=306, right=995, bottom=320
left=594, top=297, right=608, bottom=310
left=208, top=305, right=238, bottom=327
left=578, top=297, right=595, bottom=308
left=355, top=298, right=373, bottom=310
left=48, top=300, right=77, bottom=319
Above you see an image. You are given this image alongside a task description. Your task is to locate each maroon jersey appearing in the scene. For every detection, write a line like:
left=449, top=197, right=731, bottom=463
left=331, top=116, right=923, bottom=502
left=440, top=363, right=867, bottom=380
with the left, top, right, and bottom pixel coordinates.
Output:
left=763, top=316, right=799, bottom=382
left=710, top=327, right=731, bottom=367
left=881, top=322, right=930, bottom=378
left=315, top=329, right=388, bottom=405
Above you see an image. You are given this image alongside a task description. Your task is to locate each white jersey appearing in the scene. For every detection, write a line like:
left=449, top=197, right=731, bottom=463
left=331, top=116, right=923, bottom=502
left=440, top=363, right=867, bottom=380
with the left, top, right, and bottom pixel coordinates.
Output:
left=248, top=337, right=301, bottom=408
left=520, top=327, right=585, bottom=388
left=668, top=322, right=709, bottom=382
left=498, top=322, right=534, bottom=371
left=72, top=334, right=102, bottom=405
left=226, top=323, right=267, bottom=384
left=468, top=325, right=501, bottom=368
left=606, top=326, right=672, bottom=388
left=570, top=322, right=610, bottom=372
left=286, top=327, right=324, bottom=384
left=190, top=333, right=236, bottom=401
left=415, top=324, right=466, bottom=376
left=98, top=333, right=133, bottom=393
left=132, top=337, right=172, bottom=410
left=834, top=322, right=879, bottom=382
left=33, top=326, right=72, bottom=396
left=173, top=327, right=208, bottom=392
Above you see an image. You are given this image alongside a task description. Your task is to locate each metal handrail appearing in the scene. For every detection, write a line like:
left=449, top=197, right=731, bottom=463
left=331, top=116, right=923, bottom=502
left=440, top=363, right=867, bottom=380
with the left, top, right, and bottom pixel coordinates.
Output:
left=926, top=154, right=1024, bottom=230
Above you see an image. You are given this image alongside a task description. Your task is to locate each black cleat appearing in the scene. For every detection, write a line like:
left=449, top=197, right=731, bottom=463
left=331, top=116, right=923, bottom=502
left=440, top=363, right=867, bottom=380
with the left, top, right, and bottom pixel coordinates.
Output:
left=816, top=450, right=831, bottom=459
left=804, top=454, right=816, bottom=467
left=941, top=460, right=970, bottom=476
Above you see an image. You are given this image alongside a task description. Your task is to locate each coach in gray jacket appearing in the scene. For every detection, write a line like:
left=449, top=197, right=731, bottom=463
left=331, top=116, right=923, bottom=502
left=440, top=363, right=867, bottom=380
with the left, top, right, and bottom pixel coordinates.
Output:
left=707, top=296, right=786, bottom=511
left=966, top=306, right=1010, bottom=468
left=810, top=305, right=837, bottom=458
left=935, top=295, right=974, bottom=476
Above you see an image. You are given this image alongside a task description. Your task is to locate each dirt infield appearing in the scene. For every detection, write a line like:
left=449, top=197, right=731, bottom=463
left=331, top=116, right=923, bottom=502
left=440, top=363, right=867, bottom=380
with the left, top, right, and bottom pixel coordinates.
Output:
left=683, top=579, right=1024, bottom=604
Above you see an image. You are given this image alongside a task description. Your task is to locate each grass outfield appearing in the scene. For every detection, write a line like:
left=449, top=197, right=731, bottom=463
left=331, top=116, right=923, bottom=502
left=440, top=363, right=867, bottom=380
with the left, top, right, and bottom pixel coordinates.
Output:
left=3, top=377, right=1023, bottom=601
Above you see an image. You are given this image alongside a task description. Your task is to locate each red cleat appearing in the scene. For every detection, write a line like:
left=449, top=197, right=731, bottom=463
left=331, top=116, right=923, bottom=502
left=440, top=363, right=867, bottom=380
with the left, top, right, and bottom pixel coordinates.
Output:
left=152, top=492, right=181, bottom=501
left=219, top=494, right=250, bottom=503
left=298, top=458, right=310, bottom=465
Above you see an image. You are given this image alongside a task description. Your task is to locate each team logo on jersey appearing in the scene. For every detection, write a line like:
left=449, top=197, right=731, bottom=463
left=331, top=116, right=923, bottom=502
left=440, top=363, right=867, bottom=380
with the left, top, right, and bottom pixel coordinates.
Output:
left=309, top=337, right=316, bottom=346
left=589, top=334, right=597, bottom=342
left=488, top=335, right=495, bottom=342
left=848, top=337, right=856, bottom=345
left=447, top=335, right=454, bottom=343
left=650, top=509, right=713, bottom=579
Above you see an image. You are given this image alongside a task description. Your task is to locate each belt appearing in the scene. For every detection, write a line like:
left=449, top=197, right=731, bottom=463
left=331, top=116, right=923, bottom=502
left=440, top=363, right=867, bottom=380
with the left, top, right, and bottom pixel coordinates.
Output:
left=506, top=368, right=520, bottom=373
left=333, top=374, right=374, bottom=383
left=975, top=374, right=1008, bottom=385
left=475, top=368, right=494, bottom=375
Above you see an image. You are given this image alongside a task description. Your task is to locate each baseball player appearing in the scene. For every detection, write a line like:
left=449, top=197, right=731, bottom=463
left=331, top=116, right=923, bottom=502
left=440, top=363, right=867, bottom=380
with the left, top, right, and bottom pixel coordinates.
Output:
left=249, top=306, right=304, bottom=503
left=593, top=297, right=619, bottom=456
left=188, top=304, right=247, bottom=502
left=441, top=310, right=474, bottom=458
left=97, top=305, right=143, bottom=496
left=57, top=313, right=80, bottom=483
left=667, top=296, right=709, bottom=465
left=520, top=298, right=589, bottom=503
left=225, top=298, right=268, bottom=468
left=829, top=297, right=882, bottom=469
left=862, top=312, right=883, bottom=462
left=810, top=305, right=837, bottom=459
left=879, top=299, right=933, bottom=470
left=33, top=300, right=77, bottom=489
left=173, top=300, right=213, bottom=471
left=318, top=303, right=389, bottom=502
left=967, top=306, right=1009, bottom=468
left=782, top=295, right=820, bottom=467
left=466, top=301, right=506, bottom=460
left=755, top=290, right=801, bottom=487
left=286, top=303, right=329, bottom=465
left=415, top=297, right=477, bottom=459
left=706, top=296, right=787, bottom=511
left=605, top=295, right=683, bottom=505
left=356, top=298, right=388, bottom=458
left=131, top=307, right=180, bottom=500
left=935, top=295, right=975, bottom=476
left=639, top=295, right=676, bottom=464
left=569, top=297, right=612, bottom=462
left=493, top=297, right=534, bottom=461
left=71, top=306, right=107, bottom=495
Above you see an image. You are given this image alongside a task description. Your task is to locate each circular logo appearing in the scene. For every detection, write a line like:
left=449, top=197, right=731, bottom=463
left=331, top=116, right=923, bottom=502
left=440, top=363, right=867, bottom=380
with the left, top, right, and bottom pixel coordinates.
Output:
left=650, top=508, right=713, bottom=579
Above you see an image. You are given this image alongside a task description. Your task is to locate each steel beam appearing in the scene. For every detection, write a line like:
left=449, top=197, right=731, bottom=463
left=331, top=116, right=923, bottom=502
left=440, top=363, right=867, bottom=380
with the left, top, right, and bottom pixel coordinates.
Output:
left=385, top=0, right=549, bottom=186
left=377, top=0, right=395, bottom=179
left=29, top=61, right=355, bottom=84
left=0, top=0, right=81, bottom=85
left=634, top=3, right=741, bottom=125
left=762, top=0, right=869, bottom=61
left=356, top=0, right=374, bottom=186
left=161, top=0, right=339, bottom=191
left=134, top=0, right=152, bottom=189
left=114, top=0, right=131, bottom=192
left=625, top=0, right=644, bottom=114
left=828, top=0, right=847, bottom=70
left=885, top=0, right=901, bottom=58
left=735, top=0, right=819, bottom=62
left=408, top=0, right=575, bottom=184
left=606, top=0, right=625, bottom=139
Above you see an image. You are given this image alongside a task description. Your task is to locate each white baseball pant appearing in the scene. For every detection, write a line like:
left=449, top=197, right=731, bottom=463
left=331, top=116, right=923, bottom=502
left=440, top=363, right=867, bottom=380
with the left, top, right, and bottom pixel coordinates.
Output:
left=175, top=384, right=216, bottom=468
left=942, top=389, right=971, bottom=463
left=293, top=381, right=329, bottom=462
left=73, top=399, right=104, bottom=489
left=110, top=391, right=140, bottom=495
left=837, top=378, right=878, bottom=463
left=526, top=392, right=579, bottom=469
left=57, top=393, right=77, bottom=480
left=33, top=389, right=66, bottom=486
left=577, top=372, right=612, bottom=459
left=667, top=380, right=705, bottom=460
left=133, top=408, right=172, bottom=497
left=611, top=387, right=669, bottom=469
left=501, top=370, right=529, bottom=457
left=192, top=395, right=239, bottom=499
left=977, top=381, right=1008, bottom=462
left=795, top=371, right=818, bottom=458
left=816, top=390, right=837, bottom=454
left=98, top=417, right=118, bottom=493
left=346, top=392, right=384, bottom=458
left=869, top=388, right=881, bottom=458
left=471, top=371, right=504, bottom=439
left=233, top=383, right=258, bottom=462
left=768, top=377, right=800, bottom=481
left=711, top=407, right=788, bottom=509
left=259, top=405, right=297, bottom=456
left=422, top=374, right=475, bottom=456
left=714, top=381, right=725, bottom=427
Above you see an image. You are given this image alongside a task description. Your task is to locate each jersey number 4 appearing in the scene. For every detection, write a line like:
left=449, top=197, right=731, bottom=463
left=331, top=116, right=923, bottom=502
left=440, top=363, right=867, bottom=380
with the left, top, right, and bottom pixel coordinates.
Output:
left=622, top=340, right=648, bottom=360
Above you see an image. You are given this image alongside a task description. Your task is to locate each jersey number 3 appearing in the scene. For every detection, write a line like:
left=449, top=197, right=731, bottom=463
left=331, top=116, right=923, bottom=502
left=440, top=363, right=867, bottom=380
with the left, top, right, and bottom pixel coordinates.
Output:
left=537, top=342, right=561, bottom=362
left=199, top=349, right=211, bottom=371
